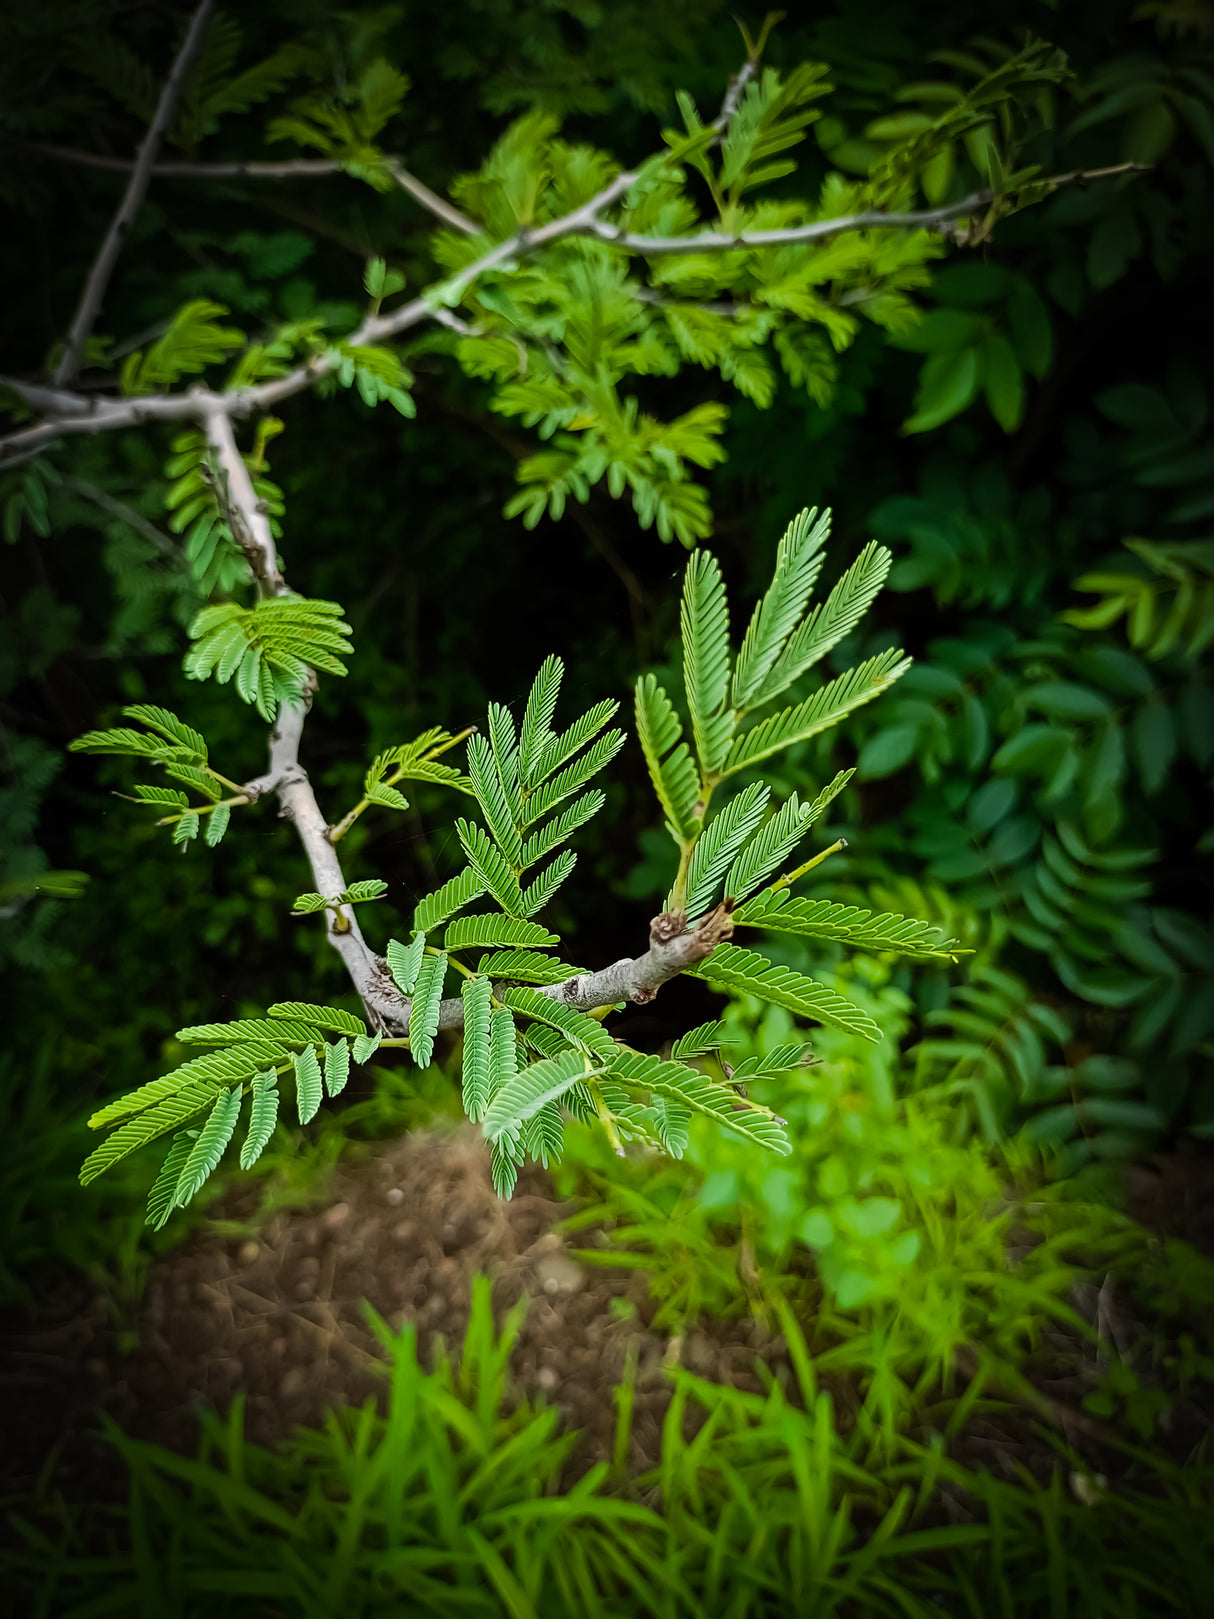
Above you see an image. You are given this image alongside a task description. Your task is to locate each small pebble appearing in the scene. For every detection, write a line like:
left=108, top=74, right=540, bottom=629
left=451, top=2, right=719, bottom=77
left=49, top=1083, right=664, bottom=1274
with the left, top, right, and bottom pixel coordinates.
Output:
left=537, top=1366, right=559, bottom=1391
left=322, top=1201, right=350, bottom=1228
left=386, top=1187, right=405, bottom=1206
left=238, top=1241, right=260, bottom=1265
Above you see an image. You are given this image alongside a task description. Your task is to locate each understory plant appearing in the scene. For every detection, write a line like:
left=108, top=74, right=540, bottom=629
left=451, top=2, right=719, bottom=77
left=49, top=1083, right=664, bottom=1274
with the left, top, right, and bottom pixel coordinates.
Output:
left=68, top=503, right=969, bottom=1221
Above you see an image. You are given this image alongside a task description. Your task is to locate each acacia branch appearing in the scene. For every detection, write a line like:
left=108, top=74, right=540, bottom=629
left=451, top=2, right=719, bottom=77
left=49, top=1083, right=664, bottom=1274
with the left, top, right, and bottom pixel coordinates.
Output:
left=201, top=404, right=285, bottom=594
left=2, top=163, right=1144, bottom=468
left=31, top=143, right=480, bottom=235
left=60, top=474, right=182, bottom=560
left=52, top=0, right=215, bottom=388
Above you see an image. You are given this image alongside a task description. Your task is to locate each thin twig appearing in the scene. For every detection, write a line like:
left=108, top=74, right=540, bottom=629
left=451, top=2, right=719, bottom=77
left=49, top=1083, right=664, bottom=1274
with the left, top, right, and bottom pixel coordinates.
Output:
left=2, top=165, right=1145, bottom=467
left=60, top=474, right=182, bottom=560
left=52, top=0, right=215, bottom=387
left=31, top=142, right=480, bottom=234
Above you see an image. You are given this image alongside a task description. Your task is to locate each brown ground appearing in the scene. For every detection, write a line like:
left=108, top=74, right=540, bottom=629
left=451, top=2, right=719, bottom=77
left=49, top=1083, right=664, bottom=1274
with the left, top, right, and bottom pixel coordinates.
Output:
left=3, top=1127, right=1211, bottom=1520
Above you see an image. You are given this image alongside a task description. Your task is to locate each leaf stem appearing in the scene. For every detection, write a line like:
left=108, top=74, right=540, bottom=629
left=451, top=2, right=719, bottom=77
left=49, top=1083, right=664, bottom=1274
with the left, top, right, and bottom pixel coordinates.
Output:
left=769, top=837, right=849, bottom=892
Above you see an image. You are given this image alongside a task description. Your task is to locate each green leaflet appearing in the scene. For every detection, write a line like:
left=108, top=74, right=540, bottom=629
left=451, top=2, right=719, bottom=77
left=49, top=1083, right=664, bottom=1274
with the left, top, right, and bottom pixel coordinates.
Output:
left=414, top=868, right=485, bottom=934
left=489, top=1137, right=520, bottom=1199
left=681, top=781, right=770, bottom=917
left=81, top=1080, right=220, bottom=1185
left=387, top=932, right=427, bottom=995
left=732, top=892, right=964, bottom=959
left=499, top=985, right=618, bottom=1063
left=723, top=648, right=912, bottom=777
left=352, top=1030, right=382, bottom=1065
left=177, top=1017, right=320, bottom=1047
left=145, top=1129, right=198, bottom=1231
left=461, top=976, right=493, bottom=1122
left=671, top=1019, right=736, bottom=1058
left=751, top=542, right=894, bottom=706
left=482, top=1049, right=589, bottom=1143
left=294, top=1046, right=323, bottom=1124
left=456, top=818, right=525, bottom=916
left=519, top=729, right=625, bottom=827
left=240, top=1070, right=280, bottom=1168
left=468, top=732, right=522, bottom=866
left=681, top=549, right=733, bottom=777
left=174, top=1086, right=244, bottom=1207
left=521, top=850, right=576, bottom=917
left=689, top=943, right=881, bottom=1041
left=650, top=1097, right=692, bottom=1157
left=607, top=1047, right=791, bottom=1155
left=445, top=914, right=558, bottom=951
left=479, top=949, right=585, bottom=985
left=729, top=1043, right=813, bottom=1081
left=519, top=655, right=562, bottom=787
left=634, top=674, right=701, bottom=842
left=324, top=1039, right=351, bottom=1098
left=88, top=1043, right=288, bottom=1130
left=487, top=1007, right=519, bottom=1116
left=267, top=1003, right=367, bottom=1038
left=519, top=790, right=604, bottom=869
left=723, top=790, right=815, bottom=904
left=731, top=508, right=830, bottom=708
left=204, top=803, right=231, bottom=847
left=533, top=698, right=619, bottom=786
left=409, top=951, right=447, bottom=1067
left=521, top=1102, right=564, bottom=1168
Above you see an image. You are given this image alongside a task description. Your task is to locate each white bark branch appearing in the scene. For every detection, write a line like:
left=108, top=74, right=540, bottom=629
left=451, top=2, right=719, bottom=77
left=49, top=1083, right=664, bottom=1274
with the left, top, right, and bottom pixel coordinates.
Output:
left=3, top=164, right=1144, bottom=468
left=52, top=0, right=215, bottom=387
left=201, top=403, right=284, bottom=594
left=31, top=143, right=479, bottom=235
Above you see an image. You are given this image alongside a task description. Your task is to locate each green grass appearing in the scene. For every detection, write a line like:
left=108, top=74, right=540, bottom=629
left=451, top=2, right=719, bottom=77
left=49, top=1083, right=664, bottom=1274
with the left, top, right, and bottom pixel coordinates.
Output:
left=7, top=1277, right=1212, bottom=1618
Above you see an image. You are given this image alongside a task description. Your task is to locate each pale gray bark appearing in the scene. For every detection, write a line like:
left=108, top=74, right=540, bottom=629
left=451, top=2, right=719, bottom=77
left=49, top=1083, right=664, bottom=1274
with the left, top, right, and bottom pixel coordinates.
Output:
left=202, top=405, right=285, bottom=594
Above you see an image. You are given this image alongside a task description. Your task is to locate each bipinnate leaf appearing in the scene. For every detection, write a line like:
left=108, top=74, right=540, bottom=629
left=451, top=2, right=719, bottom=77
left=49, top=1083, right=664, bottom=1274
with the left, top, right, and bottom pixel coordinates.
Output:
left=461, top=976, right=493, bottom=1122
left=387, top=932, right=426, bottom=995
left=173, top=1085, right=244, bottom=1207
left=294, top=1046, right=323, bottom=1124
left=408, top=951, right=447, bottom=1067
left=268, top=1003, right=367, bottom=1038
left=240, top=1069, right=280, bottom=1168
left=689, top=943, right=880, bottom=1040
left=607, top=1048, right=791, bottom=1155
left=731, top=508, right=830, bottom=708
left=732, top=893, right=964, bottom=959
left=681, top=549, right=733, bottom=778
left=482, top=1049, right=588, bottom=1143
